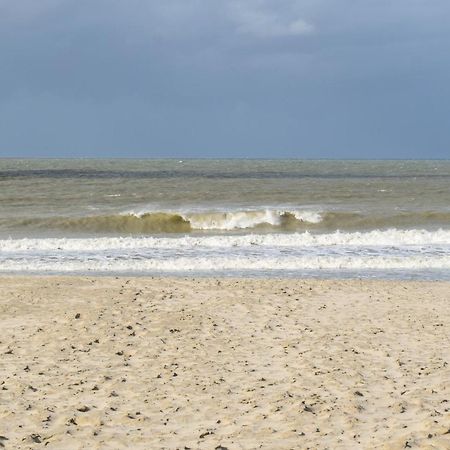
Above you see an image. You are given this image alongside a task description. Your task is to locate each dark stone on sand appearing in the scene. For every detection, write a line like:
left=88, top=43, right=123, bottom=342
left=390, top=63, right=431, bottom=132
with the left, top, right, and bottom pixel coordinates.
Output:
left=355, top=391, right=364, bottom=397
left=77, top=406, right=90, bottom=412
left=75, top=313, right=81, bottom=319
left=30, top=434, right=42, bottom=443
left=199, top=431, right=214, bottom=439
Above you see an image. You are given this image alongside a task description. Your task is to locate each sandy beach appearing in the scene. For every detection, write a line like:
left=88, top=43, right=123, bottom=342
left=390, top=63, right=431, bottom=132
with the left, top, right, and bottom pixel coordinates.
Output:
left=0, top=277, right=449, bottom=449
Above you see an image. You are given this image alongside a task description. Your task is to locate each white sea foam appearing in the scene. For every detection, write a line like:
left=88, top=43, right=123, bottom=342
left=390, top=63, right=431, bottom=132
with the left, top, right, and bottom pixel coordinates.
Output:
left=289, top=210, right=323, bottom=224
left=1, top=229, right=450, bottom=252
left=1, top=255, right=450, bottom=273
left=183, top=210, right=282, bottom=230
left=1, top=229, right=449, bottom=276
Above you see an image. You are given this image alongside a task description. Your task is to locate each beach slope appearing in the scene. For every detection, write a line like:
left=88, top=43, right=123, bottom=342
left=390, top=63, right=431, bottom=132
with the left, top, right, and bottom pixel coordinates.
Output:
left=0, top=277, right=449, bottom=449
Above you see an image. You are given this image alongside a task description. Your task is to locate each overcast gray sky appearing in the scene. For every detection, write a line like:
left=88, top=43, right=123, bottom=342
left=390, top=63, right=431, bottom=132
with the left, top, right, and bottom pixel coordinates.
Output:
left=1, top=0, right=449, bottom=158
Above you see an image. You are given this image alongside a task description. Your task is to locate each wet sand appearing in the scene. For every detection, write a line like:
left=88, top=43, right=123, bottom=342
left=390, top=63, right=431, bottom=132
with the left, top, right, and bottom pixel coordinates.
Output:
left=0, top=277, right=449, bottom=449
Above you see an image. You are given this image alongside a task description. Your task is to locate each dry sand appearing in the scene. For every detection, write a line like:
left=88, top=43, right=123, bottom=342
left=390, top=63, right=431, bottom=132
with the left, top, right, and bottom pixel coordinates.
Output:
left=0, top=276, right=449, bottom=449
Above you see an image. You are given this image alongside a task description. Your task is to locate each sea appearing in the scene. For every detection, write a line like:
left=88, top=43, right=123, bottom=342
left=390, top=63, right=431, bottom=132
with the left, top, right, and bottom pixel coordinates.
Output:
left=1, top=159, right=449, bottom=279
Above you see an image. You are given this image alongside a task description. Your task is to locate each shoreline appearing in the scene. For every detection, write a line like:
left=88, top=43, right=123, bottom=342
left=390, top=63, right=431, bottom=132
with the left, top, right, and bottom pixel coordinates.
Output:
left=1, top=270, right=450, bottom=282
left=1, top=276, right=449, bottom=449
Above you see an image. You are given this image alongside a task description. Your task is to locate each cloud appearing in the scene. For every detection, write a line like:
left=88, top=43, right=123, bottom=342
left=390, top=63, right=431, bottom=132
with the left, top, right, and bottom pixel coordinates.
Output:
left=229, top=1, right=314, bottom=38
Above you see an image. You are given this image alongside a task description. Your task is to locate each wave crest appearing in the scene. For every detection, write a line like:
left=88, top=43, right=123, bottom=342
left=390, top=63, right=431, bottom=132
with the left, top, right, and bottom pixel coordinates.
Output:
left=6, top=208, right=450, bottom=234
left=11, top=209, right=323, bottom=234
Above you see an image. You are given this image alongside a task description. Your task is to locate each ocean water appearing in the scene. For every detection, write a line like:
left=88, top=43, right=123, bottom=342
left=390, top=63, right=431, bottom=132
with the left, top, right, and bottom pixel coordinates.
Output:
left=1, top=159, right=449, bottom=279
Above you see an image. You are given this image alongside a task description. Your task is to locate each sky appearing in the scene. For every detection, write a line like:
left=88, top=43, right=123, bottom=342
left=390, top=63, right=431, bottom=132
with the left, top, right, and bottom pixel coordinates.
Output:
left=0, top=0, right=449, bottom=158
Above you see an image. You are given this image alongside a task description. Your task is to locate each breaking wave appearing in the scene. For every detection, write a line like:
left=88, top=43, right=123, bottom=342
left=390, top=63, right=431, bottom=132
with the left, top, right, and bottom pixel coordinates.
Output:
left=6, top=208, right=450, bottom=235
left=8, top=209, right=322, bottom=234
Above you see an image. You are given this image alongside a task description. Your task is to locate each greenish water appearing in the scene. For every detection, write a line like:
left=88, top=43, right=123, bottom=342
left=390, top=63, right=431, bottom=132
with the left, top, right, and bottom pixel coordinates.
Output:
left=1, top=159, right=449, bottom=236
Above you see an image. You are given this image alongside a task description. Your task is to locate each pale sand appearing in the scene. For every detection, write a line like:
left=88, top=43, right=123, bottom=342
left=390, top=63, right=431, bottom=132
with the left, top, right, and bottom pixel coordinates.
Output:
left=0, top=277, right=449, bottom=450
